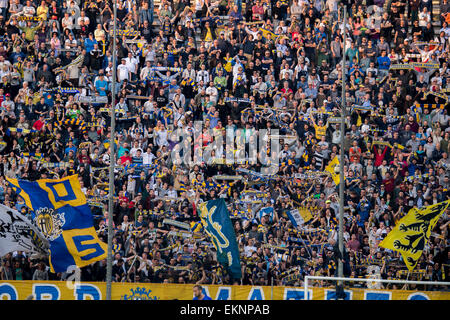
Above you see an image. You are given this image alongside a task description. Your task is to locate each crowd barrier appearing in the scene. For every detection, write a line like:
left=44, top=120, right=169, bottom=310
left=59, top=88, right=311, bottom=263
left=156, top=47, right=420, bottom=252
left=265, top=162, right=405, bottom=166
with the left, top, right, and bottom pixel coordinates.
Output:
left=0, top=281, right=449, bottom=300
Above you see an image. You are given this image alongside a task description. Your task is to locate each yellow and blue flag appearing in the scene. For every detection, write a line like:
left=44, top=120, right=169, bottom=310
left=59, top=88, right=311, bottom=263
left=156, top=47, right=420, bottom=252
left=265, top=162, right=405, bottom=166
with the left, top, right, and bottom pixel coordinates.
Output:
left=6, top=175, right=108, bottom=273
left=198, top=199, right=242, bottom=279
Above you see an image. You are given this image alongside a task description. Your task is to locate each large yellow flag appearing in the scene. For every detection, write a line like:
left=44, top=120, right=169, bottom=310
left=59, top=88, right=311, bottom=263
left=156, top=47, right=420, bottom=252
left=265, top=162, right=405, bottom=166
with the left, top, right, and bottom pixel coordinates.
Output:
left=259, top=28, right=280, bottom=42
left=379, top=201, right=450, bottom=271
left=325, top=156, right=340, bottom=186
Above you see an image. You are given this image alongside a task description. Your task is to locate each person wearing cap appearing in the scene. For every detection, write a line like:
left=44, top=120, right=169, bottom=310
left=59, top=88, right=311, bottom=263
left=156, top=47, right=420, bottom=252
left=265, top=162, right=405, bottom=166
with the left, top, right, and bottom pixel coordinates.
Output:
left=1, top=92, right=14, bottom=111
left=117, top=58, right=130, bottom=83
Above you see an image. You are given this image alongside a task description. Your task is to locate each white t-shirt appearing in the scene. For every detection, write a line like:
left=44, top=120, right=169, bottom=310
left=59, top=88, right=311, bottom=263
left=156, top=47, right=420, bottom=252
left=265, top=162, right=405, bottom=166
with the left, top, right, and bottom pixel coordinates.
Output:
left=117, top=64, right=129, bottom=81
left=143, top=152, right=155, bottom=165
left=22, top=5, right=35, bottom=16
left=125, top=56, right=139, bottom=74
left=62, top=16, right=74, bottom=30
left=77, top=16, right=90, bottom=27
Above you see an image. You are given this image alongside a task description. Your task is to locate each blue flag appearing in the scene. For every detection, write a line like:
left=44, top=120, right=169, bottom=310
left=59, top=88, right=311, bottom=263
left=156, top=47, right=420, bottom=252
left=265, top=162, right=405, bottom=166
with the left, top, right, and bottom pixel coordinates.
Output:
left=198, top=199, right=242, bottom=279
left=6, top=175, right=108, bottom=273
left=256, top=206, right=274, bottom=223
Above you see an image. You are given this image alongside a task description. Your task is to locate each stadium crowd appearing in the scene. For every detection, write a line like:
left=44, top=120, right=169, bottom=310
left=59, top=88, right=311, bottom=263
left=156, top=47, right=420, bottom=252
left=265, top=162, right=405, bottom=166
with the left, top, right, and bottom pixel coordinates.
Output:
left=0, top=0, right=449, bottom=291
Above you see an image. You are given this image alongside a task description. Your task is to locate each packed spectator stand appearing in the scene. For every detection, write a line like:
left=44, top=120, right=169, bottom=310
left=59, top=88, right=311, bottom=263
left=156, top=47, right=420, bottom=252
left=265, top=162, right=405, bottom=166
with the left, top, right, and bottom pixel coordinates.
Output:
left=0, top=0, right=449, bottom=291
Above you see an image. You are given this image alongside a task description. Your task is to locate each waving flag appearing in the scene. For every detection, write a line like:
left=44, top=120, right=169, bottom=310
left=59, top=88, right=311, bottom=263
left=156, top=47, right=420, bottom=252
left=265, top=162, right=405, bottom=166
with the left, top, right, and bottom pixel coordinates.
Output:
left=325, top=156, right=340, bottom=186
left=256, top=207, right=274, bottom=222
left=379, top=201, right=450, bottom=271
left=0, top=203, right=49, bottom=257
left=286, top=207, right=313, bottom=228
left=198, top=199, right=242, bottom=279
left=6, top=175, right=108, bottom=273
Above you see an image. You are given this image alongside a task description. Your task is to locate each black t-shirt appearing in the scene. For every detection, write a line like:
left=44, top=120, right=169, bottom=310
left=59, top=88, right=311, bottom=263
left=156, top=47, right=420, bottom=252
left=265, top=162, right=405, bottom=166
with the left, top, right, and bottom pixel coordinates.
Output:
left=243, top=40, right=255, bottom=55
left=140, top=26, right=152, bottom=42
left=423, top=27, right=434, bottom=42
left=395, top=25, right=408, bottom=39
left=411, top=25, right=423, bottom=37
left=116, top=7, right=127, bottom=21
left=230, top=104, right=242, bottom=122
left=155, top=94, right=168, bottom=108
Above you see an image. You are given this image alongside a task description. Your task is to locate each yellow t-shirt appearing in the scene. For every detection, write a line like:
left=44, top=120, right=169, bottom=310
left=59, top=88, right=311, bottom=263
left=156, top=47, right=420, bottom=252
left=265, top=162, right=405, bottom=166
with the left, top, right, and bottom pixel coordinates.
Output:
left=37, top=6, right=48, bottom=20
left=314, top=124, right=327, bottom=139
left=205, top=28, right=213, bottom=42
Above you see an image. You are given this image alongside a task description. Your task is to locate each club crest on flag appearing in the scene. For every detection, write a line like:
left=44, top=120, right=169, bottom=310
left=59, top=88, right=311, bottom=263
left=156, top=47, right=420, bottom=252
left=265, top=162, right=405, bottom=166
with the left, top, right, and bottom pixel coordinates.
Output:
left=34, top=207, right=65, bottom=241
left=0, top=203, right=49, bottom=257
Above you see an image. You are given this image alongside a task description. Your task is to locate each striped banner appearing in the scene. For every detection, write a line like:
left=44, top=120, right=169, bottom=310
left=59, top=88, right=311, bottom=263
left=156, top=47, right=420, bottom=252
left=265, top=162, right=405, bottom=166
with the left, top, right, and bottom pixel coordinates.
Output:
left=87, top=201, right=104, bottom=208
left=8, top=127, right=40, bottom=135
left=53, top=54, right=84, bottom=74
left=17, top=16, right=43, bottom=21
left=424, top=91, right=449, bottom=103
left=351, top=105, right=373, bottom=111
left=244, top=21, right=265, bottom=25
left=192, top=15, right=222, bottom=25
left=393, top=143, right=406, bottom=150
left=150, top=67, right=183, bottom=73
left=415, top=103, right=445, bottom=109
left=56, top=87, right=80, bottom=94
left=75, top=95, right=108, bottom=104
left=327, top=117, right=343, bottom=124
left=114, top=30, right=140, bottom=37
left=99, top=107, right=127, bottom=114
left=413, top=42, right=439, bottom=46
left=213, top=175, right=244, bottom=181
left=372, top=140, right=392, bottom=148
left=162, top=219, right=191, bottom=230
left=241, top=190, right=270, bottom=197
left=390, top=62, right=439, bottom=69
left=261, top=244, right=289, bottom=251
left=404, top=173, right=430, bottom=182
left=225, top=97, right=252, bottom=104
left=405, top=53, right=421, bottom=59
left=57, top=118, right=88, bottom=135
left=40, top=162, right=70, bottom=169
left=86, top=122, right=105, bottom=128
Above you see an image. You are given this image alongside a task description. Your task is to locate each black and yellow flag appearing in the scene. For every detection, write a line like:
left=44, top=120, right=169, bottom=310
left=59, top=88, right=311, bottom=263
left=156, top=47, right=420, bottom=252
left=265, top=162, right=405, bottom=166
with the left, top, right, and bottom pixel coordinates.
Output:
left=379, top=201, right=450, bottom=271
left=325, top=156, right=340, bottom=186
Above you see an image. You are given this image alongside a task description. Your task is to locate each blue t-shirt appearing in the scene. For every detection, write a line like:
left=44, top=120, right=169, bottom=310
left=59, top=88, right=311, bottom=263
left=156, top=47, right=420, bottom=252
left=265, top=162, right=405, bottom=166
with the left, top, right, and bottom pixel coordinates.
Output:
left=377, top=56, right=390, bottom=70
left=193, top=295, right=212, bottom=300
left=95, top=79, right=108, bottom=96
left=65, top=146, right=77, bottom=155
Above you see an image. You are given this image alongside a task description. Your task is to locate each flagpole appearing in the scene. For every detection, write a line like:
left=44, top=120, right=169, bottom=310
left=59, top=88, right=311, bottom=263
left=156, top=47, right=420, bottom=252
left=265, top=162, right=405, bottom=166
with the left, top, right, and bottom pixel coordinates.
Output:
left=337, top=5, right=347, bottom=298
left=106, top=0, right=118, bottom=301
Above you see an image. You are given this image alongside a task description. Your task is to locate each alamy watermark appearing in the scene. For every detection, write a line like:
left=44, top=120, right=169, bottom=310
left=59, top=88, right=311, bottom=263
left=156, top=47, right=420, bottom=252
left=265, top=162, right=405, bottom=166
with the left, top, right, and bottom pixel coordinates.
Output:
left=167, top=121, right=296, bottom=174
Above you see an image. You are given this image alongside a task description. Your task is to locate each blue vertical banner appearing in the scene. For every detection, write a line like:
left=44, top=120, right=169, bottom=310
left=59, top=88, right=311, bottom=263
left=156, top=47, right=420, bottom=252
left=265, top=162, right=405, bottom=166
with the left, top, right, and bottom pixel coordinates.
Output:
left=198, top=199, right=242, bottom=279
left=6, top=175, right=108, bottom=273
